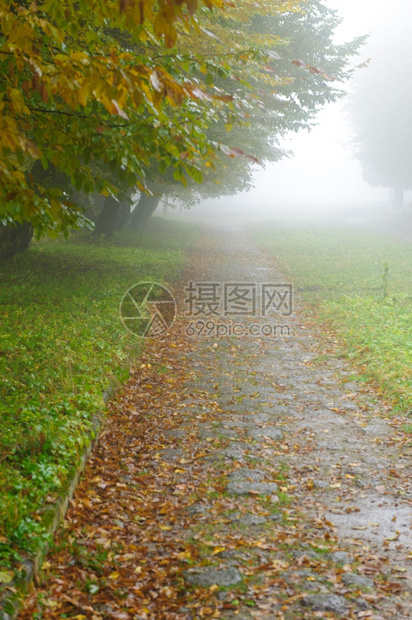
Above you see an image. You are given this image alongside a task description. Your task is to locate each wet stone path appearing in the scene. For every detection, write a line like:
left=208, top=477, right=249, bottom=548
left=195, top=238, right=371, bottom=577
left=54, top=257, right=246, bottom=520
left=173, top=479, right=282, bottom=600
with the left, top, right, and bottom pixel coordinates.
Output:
left=172, top=225, right=412, bottom=618
left=19, top=225, right=412, bottom=620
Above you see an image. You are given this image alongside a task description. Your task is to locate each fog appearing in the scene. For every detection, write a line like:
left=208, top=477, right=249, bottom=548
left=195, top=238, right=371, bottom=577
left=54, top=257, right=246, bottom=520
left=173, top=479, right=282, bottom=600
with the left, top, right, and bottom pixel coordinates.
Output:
left=193, top=0, right=412, bottom=217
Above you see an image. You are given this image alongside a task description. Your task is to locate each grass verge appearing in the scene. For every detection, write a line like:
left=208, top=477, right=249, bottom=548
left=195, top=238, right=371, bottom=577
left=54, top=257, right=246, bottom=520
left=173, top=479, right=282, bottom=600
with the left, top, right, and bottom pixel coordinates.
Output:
left=0, top=217, right=196, bottom=573
left=251, top=222, right=412, bottom=411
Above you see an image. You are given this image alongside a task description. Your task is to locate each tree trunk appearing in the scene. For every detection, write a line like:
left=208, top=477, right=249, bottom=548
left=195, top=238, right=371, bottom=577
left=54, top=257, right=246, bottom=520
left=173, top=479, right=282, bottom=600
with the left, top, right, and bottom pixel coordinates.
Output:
left=92, top=193, right=107, bottom=220
left=69, top=189, right=95, bottom=221
left=394, top=187, right=404, bottom=209
left=130, top=193, right=161, bottom=230
left=114, top=200, right=131, bottom=232
left=93, top=196, right=122, bottom=237
left=0, top=222, right=33, bottom=259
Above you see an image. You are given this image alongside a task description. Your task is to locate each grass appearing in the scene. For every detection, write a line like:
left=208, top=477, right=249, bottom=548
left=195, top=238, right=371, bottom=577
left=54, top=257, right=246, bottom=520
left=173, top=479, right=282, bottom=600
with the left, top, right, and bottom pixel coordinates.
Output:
left=251, top=222, right=412, bottom=411
left=0, top=217, right=196, bottom=570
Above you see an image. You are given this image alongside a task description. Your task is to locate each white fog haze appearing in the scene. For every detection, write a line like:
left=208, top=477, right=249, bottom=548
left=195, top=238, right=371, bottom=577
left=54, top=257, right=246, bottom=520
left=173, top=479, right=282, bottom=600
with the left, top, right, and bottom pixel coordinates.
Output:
left=192, top=0, right=412, bottom=216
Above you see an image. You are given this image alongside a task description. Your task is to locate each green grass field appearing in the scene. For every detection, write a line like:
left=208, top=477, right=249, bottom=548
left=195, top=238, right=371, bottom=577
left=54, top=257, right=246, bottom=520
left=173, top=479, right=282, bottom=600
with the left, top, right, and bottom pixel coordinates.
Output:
left=251, top=222, right=412, bottom=411
left=0, top=218, right=195, bottom=571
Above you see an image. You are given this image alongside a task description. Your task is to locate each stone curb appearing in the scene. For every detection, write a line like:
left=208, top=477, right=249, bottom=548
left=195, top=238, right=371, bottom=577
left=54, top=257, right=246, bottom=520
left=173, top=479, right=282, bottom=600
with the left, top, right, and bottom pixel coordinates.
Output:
left=0, top=409, right=107, bottom=620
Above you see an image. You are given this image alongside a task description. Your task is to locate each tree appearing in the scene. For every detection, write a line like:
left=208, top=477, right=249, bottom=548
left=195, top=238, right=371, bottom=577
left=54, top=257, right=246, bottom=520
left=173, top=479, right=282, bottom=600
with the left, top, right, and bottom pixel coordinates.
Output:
left=0, top=0, right=364, bottom=251
left=159, top=0, right=366, bottom=209
left=350, top=28, right=412, bottom=206
left=0, top=220, right=33, bottom=258
left=0, top=0, right=254, bottom=248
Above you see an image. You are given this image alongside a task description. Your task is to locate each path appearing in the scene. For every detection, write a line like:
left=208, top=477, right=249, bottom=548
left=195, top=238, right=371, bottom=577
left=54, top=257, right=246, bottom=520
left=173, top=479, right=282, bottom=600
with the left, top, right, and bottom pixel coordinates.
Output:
left=20, top=225, right=412, bottom=620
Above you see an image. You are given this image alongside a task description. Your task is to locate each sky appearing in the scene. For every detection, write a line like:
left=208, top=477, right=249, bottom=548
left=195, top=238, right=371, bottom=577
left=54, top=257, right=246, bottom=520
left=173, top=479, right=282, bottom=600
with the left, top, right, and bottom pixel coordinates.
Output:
left=208, top=0, right=409, bottom=210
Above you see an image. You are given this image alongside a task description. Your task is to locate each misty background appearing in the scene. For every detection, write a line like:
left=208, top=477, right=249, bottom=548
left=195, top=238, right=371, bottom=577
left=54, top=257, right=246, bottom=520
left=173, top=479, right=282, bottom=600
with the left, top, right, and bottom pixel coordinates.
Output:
left=169, top=0, right=412, bottom=220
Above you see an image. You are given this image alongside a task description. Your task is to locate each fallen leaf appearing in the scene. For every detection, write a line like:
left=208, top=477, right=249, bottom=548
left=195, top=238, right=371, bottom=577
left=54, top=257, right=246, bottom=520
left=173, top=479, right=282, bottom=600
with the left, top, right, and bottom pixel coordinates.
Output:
left=352, top=526, right=368, bottom=530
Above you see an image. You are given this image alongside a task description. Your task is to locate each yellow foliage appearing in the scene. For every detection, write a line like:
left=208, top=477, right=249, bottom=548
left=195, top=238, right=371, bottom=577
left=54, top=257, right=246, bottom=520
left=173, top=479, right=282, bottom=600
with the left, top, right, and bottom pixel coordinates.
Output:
left=0, top=0, right=305, bottom=232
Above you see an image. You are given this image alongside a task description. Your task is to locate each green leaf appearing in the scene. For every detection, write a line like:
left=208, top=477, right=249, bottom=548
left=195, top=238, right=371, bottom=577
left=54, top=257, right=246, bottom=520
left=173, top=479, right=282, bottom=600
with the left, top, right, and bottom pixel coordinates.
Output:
left=0, top=571, right=14, bottom=584
left=159, top=159, right=168, bottom=174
